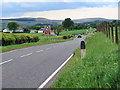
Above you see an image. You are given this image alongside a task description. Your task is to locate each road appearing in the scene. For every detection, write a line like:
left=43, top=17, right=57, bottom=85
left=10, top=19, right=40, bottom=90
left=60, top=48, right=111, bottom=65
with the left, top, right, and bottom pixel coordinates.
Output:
left=2, top=35, right=86, bottom=89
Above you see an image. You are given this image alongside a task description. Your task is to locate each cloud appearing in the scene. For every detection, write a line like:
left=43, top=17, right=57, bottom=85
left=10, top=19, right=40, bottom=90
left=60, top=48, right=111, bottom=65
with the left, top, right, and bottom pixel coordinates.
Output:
left=63, top=0, right=119, bottom=2
left=3, top=0, right=119, bottom=2
left=20, top=6, right=117, bottom=20
left=3, top=0, right=63, bottom=3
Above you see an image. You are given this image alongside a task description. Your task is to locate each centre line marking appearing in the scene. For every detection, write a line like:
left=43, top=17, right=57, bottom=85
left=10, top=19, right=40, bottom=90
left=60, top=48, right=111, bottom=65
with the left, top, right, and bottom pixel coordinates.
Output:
left=46, top=48, right=51, bottom=50
left=0, top=59, right=13, bottom=65
left=36, top=50, right=44, bottom=53
left=20, top=53, right=32, bottom=58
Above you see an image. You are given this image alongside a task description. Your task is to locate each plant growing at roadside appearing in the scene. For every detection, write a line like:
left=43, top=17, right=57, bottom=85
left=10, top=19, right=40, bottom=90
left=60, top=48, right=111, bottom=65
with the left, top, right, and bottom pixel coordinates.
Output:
left=54, top=25, right=63, bottom=36
left=2, top=33, right=39, bottom=46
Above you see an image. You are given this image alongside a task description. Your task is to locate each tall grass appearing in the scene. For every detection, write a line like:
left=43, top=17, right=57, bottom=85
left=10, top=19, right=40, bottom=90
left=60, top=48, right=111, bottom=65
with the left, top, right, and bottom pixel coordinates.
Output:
left=52, top=32, right=119, bottom=88
left=60, top=28, right=95, bottom=35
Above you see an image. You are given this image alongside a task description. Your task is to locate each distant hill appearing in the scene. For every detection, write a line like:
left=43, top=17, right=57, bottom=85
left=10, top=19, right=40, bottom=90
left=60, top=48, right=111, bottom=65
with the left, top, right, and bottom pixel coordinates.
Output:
left=73, top=18, right=113, bottom=24
left=0, top=17, right=114, bottom=28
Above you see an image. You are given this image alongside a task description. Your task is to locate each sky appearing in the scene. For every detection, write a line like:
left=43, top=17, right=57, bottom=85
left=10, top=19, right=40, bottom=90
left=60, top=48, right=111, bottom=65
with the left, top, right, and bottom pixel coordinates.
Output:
left=1, top=0, right=119, bottom=20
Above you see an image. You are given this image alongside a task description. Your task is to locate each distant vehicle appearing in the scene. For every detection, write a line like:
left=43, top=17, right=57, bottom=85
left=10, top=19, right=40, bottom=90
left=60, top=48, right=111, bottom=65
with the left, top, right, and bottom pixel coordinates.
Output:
left=77, top=34, right=82, bottom=38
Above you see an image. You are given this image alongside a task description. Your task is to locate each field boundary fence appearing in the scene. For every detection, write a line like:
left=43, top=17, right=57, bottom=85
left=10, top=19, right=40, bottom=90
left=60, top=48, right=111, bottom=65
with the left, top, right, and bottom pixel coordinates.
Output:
left=96, top=22, right=119, bottom=45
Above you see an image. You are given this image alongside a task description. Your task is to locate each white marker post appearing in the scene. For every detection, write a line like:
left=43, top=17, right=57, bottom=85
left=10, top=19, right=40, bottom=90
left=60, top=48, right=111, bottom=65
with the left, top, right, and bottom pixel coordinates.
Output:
left=81, top=41, right=86, bottom=59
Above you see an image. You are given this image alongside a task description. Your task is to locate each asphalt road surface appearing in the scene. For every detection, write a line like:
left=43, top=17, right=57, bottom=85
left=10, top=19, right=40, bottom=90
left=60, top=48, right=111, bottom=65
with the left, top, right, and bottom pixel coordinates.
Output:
left=2, top=35, right=86, bottom=89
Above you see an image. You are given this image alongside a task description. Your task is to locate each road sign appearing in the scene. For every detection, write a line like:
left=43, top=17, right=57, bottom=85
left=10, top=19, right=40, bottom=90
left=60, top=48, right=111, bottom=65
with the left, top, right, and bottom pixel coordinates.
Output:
left=44, top=25, right=51, bottom=35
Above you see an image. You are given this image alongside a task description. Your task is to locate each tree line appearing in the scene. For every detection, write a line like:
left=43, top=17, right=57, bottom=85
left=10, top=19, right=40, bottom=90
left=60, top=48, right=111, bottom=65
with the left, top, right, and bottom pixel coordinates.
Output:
left=3, top=18, right=117, bottom=36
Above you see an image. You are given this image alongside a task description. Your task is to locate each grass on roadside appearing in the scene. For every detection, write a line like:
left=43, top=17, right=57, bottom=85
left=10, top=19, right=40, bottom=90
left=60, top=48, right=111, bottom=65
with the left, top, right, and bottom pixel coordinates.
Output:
left=14, top=33, right=63, bottom=39
left=60, top=28, right=95, bottom=35
left=52, top=32, right=119, bottom=88
left=1, top=37, right=74, bottom=52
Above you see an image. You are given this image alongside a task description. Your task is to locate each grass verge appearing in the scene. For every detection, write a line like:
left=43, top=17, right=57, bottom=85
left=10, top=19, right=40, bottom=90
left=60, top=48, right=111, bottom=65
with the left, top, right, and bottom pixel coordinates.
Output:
left=52, top=32, right=119, bottom=88
left=1, top=38, right=74, bottom=53
left=60, top=28, right=95, bottom=35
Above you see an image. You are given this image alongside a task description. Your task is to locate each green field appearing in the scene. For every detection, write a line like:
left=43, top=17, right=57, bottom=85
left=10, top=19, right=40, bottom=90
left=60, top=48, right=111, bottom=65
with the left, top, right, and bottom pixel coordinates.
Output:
left=52, top=32, right=119, bottom=88
left=60, top=28, right=95, bottom=35
left=1, top=29, right=95, bottom=52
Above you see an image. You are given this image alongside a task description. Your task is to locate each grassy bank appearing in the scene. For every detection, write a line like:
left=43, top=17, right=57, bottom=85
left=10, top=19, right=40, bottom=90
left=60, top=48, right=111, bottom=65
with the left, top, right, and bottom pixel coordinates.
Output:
left=1, top=28, right=93, bottom=52
left=1, top=37, right=74, bottom=52
left=52, top=32, right=119, bottom=88
left=1, top=31, right=76, bottom=52
left=14, top=33, right=63, bottom=39
left=60, top=28, right=95, bottom=35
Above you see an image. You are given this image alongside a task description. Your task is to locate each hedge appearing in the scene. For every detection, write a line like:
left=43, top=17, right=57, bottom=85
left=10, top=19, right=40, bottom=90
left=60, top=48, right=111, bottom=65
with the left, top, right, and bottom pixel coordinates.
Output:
left=2, top=33, right=39, bottom=46
left=63, top=35, right=73, bottom=39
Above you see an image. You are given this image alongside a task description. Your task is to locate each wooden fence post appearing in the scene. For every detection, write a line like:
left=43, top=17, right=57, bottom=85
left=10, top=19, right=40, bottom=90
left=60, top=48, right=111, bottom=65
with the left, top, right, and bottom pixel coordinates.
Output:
left=103, top=22, right=106, bottom=34
left=108, top=22, right=110, bottom=39
left=115, top=24, right=118, bottom=44
left=106, top=22, right=108, bottom=37
left=111, top=23, right=114, bottom=43
left=102, top=23, right=104, bottom=33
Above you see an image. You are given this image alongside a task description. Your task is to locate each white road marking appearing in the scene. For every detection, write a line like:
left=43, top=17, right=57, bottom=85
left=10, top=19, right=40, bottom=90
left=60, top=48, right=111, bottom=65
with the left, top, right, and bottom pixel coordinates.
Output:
left=37, top=53, right=73, bottom=89
left=0, top=59, right=13, bottom=65
left=36, top=50, right=44, bottom=53
left=46, top=48, right=51, bottom=50
left=2, top=50, right=17, bottom=55
left=20, top=53, right=32, bottom=58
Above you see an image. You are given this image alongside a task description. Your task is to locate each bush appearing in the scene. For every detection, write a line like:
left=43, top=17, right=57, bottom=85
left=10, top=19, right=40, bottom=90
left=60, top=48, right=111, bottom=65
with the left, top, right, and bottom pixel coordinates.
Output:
left=2, top=33, right=16, bottom=46
left=63, top=35, right=73, bottom=39
left=68, top=35, right=71, bottom=39
left=63, top=35, right=68, bottom=39
left=23, top=27, right=30, bottom=33
left=32, top=35, right=39, bottom=42
left=71, top=35, right=73, bottom=37
left=26, top=35, right=33, bottom=43
left=20, top=35, right=28, bottom=43
left=2, top=33, right=39, bottom=46
left=14, top=35, right=22, bottom=44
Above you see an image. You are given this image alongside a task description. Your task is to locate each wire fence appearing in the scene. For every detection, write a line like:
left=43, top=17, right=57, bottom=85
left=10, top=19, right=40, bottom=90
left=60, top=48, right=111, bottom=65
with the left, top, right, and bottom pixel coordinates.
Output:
left=96, top=22, right=119, bottom=45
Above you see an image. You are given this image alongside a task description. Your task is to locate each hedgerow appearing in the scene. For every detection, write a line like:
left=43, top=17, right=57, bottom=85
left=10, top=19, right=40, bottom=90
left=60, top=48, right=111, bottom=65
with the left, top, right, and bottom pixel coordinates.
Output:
left=63, top=35, right=73, bottom=39
left=2, top=33, right=39, bottom=46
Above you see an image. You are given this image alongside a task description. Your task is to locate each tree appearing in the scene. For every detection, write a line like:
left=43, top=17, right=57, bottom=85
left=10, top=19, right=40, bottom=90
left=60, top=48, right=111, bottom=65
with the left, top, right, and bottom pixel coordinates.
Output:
left=90, top=23, right=97, bottom=28
left=36, top=26, right=41, bottom=30
left=7, top=22, right=20, bottom=31
left=54, top=25, right=63, bottom=36
left=112, top=20, right=117, bottom=23
left=23, top=27, right=30, bottom=33
left=62, top=18, right=74, bottom=30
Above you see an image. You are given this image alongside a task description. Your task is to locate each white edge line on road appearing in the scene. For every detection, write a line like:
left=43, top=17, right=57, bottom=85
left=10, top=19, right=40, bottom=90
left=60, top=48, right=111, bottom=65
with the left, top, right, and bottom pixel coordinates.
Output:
left=20, top=53, right=32, bottom=58
left=1, top=50, right=17, bottom=55
left=37, top=53, right=73, bottom=89
left=36, top=50, right=44, bottom=53
left=0, top=59, right=13, bottom=65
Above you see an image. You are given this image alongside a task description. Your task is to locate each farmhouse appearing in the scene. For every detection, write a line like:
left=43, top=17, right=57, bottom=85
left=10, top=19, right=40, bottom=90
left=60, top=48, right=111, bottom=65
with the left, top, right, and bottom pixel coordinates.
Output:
left=38, top=28, right=44, bottom=33
left=3, top=29, right=24, bottom=33
left=3, top=29, right=13, bottom=33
